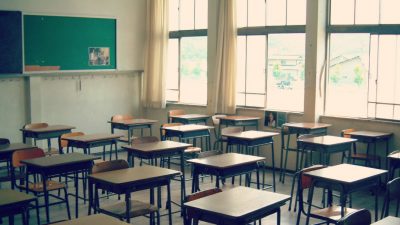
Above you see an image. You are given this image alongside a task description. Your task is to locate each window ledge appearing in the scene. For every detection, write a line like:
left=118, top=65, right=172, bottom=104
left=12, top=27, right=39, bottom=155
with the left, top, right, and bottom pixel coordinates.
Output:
left=321, top=115, right=400, bottom=126
left=166, top=102, right=207, bottom=108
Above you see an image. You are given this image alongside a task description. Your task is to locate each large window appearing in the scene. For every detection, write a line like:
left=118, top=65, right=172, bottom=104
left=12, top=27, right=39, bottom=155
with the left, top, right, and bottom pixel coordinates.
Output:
left=236, top=0, right=306, bottom=111
left=326, top=0, right=400, bottom=120
left=166, top=0, right=208, bottom=105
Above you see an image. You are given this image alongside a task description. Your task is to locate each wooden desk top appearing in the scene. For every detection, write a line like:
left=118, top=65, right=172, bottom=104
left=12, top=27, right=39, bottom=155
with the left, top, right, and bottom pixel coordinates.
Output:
left=184, top=186, right=290, bottom=218
left=371, top=216, right=400, bottom=225
left=220, top=116, right=260, bottom=121
left=0, top=143, right=35, bottom=154
left=223, top=130, right=279, bottom=140
left=170, top=114, right=210, bottom=119
left=187, top=153, right=265, bottom=169
left=283, top=122, right=331, bottom=129
left=62, top=133, right=123, bottom=142
left=305, top=164, right=387, bottom=184
left=388, top=151, right=400, bottom=159
left=162, top=124, right=213, bottom=132
left=298, top=135, right=357, bottom=146
left=123, top=140, right=192, bottom=152
left=348, top=131, right=393, bottom=138
left=0, top=189, right=36, bottom=207
left=21, top=153, right=99, bottom=168
left=108, top=118, right=158, bottom=125
left=52, top=214, right=130, bottom=225
left=89, top=166, right=180, bottom=185
left=21, top=125, right=75, bottom=133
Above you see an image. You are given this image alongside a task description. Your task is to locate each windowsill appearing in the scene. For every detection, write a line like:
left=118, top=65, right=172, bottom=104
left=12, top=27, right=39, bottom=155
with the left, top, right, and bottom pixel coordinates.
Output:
left=166, top=102, right=207, bottom=108
left=321, top=115, right=400, bottom=126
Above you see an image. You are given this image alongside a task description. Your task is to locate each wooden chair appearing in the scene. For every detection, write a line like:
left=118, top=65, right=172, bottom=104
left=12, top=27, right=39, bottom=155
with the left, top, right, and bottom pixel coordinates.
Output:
left=129, top=136, right=159, bottom=166
left=12, top=148, right=71, bottom=220
left=381, top=177, right=400, bottom=218
left=111, top=114, right=134, bottom=143
left=211, top=114, right=227, bottom=141
left=387, top=150, right=400, bottom=180
left=60, top=132, right=85, bottom=153
left=215, top=126, right=242, bottom=152
left=92, top=160, right=159, bottom=225
left=23, top=123, right=59, bottom=156
left=341, top=128, right=381, bottom=168
left=295, top=165, right=358, bottom=225
left=183, top=188, right=222, bottom=225
left=337, top=208, right=371, bottom=225
left=160, top=123, right=201, bottom=168
left=167, top=109, right=185, bottom=123
left=0, top=138, right=11, bottom=181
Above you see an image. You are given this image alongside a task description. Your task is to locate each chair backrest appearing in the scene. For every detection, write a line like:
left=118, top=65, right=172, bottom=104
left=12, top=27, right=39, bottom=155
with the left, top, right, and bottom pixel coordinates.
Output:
left=220, top=126, right=242, bottom=136
left=12, top=148, right=45, bottom=168
left=111, top=114, right=133, bottom=122
left=336, top=208, right=371, bottom=225
left=299, top=165, right=325, bottom=190
left=385, top=177, right=400, bottom=217
left=160, top=123, right=183, bottom=140
left=60, top=132, right=85, bottom=148
left=341, top=128, right=355, bottom=138
left=91, top=159, right=129, bottom=174
left=23, top=123, right=48, bottom=129
left=211, top=114, right=226, bottom=126
left=168, top=109, right=185, bottom=122
left=0, top=138, right=10, bottom=145
left=131, top=136, right=159, bottom=144
left=186, top=188, right=222, bottom=202
left=197, top=150, right=222, bottom=159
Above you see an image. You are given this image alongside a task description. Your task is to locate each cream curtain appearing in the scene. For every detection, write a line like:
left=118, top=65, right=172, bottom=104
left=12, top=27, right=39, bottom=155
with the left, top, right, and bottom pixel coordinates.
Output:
left=142, top=0, right=169, bottom=109
left=208, top=0, right=237, bottom=114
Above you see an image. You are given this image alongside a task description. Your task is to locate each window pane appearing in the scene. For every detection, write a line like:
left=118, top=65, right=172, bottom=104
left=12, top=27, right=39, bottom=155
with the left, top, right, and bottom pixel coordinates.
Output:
left=368, top=35, right=378, bottom=102
left=376, top=35, right=397, bottom=103
left=368, top=103, right=376, bottom=118
left=380, top=0, right=400, bottom=24
left=237, top=93, right=245, bottom=106
left=246, top=94, right=265, bottom=108
left=180, top=0, right=195, bottom=30
left=166, top=90, right=179, bottom=102
left=246, top=36, right=266, bottom=94
left=248, top=0, right=265, bottom=27
left=237, top=36, right=246, bottom=93
left=267, top=34, right=305, bottom=112
left=180, top=37, right=207, bottom=105
left=167, top=39, right=179, bottom=91
left=237, top=0, right=247, bottom=28
left=267, top=0, right=286, bottom=26
left=330, top=0, right=355, bottom=25
left=287, top=0, right=306, bottom=25
left=195, top=0, right=207, bottom=29
left=326, top=34, right=369, bottom=117
left=394, top=105, right=400, bottom=120
left=169, top=0, right=179, bottom=30
left=376, top=104, right=394, bottom=119
left=355, top=0, right=379, bottom=25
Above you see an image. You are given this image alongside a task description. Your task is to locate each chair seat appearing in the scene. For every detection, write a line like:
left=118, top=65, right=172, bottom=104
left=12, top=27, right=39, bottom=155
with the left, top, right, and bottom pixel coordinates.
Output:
left=185, top=147, right=201, bottom=154
left=101, top=200, right=158, bottom=218
left=17, top=180, right=66, bottom=192
left=93, top=159, right=105, bottom=165
left=312, top=206, right=359, bottom=221
left=118, top=136, right=130, bottom=143
left=351, top=153, right=380, bottom=161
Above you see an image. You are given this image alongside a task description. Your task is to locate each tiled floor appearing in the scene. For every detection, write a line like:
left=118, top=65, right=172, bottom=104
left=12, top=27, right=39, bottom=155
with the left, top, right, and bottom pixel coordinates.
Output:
left=0, top=151, right=396, bottom=225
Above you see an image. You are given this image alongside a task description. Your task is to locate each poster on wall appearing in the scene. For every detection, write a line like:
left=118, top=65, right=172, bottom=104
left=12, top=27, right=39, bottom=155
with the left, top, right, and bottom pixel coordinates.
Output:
left=89, top=47, right=110, bottom=66
left=264, top=111, right=287, bottom=128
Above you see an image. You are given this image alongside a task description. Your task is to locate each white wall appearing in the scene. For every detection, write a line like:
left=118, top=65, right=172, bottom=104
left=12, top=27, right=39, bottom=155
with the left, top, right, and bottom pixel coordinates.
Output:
left=0, top=0, right=146, bottom=146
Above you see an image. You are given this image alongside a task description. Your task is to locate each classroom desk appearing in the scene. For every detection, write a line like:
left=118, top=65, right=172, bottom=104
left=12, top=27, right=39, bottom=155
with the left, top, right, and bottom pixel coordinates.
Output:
left=223, top=130, right=279, bottom=191
left=53, top=214, right=131, bottom=225
left=122, top=140, right=192, bottom=207
left=297, top=135, right=357, bottom=165
left=169, top=114, right=210, bottom=124
left=219, top=116, right=260, bottom=132
left=88, top=166, right=180, bottom=225
left=387, top=151, right=400, bottom=179
left=347, top=131, right=393, bottom=168
left=184, top=186, right=290, bottom=225
left=304, top=164, right=387, bottom=224
left=108, top=118, right=157, bottom=143
left=162, top=124, right=212, bottom=151
left=0, top=189, right=39, bottom=225
left=62, top=133, right=122, bottom=160
left=21, top=153, right=100, bottom=223
left=188, top=153, right=265, bottom=192
left=280, top=122, right=331, bottom=183
left=0, top=143, right=35, bottom=188
left=371, top=216, right=400, bottom=225
left=21, top=125, right=75, bottom=153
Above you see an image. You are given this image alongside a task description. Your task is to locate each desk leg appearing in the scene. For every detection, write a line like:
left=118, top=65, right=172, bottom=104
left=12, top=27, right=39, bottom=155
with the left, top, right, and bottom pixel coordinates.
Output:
left=279, top=132, right=285, bottom=182
left=167, top=181, right=172, bottom=225
left=305, top=183, right=315, bottom=225
left=256, top=165, right=260, bottom=189
left=125, top=192, right=131, bottom=223
left=277, top=208, right=281, bottom=225
left=42, top=173, right=50, bottom=224
left=88, top=179, right=93, bottom=215
left=180, top=151, right=186, bottom=208
left=271, top=143, right=276, bottom=192
left=374, top=180, right=379, bottom=221
left=75, top=171, right=79, bottom=218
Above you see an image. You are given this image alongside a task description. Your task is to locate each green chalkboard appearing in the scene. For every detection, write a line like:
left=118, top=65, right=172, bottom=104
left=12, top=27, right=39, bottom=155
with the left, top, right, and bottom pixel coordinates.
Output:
left=24, top=15, right=116, bottom=71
